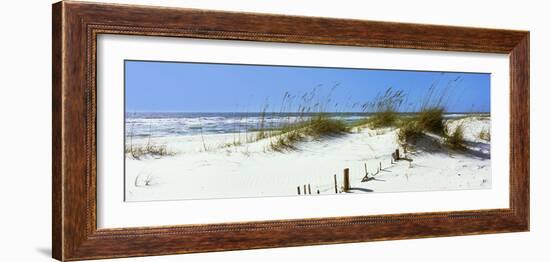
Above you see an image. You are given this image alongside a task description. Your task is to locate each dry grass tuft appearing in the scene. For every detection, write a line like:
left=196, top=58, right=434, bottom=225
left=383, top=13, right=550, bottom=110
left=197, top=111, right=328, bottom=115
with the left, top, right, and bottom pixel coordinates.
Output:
left=479, top=128, right=491, bottom=141
left=444, top=125, right=466, bottom=151
left=126, top=142, right=174, bottom=159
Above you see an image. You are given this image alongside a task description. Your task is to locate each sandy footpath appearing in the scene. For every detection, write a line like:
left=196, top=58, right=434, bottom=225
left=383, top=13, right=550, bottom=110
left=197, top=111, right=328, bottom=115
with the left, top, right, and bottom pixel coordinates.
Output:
left=125, top=116, right=491, bottom=202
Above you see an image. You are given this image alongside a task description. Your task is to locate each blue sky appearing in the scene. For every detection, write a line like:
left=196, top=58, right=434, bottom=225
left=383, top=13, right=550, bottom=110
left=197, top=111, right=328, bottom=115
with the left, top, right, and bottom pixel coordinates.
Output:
left=125, top=60, right=490, bottom=113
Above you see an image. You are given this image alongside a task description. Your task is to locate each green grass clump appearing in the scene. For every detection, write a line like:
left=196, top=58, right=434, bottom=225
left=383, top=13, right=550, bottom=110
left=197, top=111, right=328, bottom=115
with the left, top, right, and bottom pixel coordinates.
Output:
left=417, top=107, right=445, bottom=134
left=306, top=115, right=349, bottom=137
left=444, top=125, right=466, bottom=151
left=368, top=111, right=398, bottom=128
left=270, top=115, right=348, bottom=151
left=397, top=119, right=423, bottom=145
left=363, top=87, right=406, bottom=129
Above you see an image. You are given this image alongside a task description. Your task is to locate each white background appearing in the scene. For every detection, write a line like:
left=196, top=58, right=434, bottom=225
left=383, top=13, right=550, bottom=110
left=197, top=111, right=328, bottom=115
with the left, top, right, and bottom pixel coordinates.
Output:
left=0, top=0, right=546, bottom=261
left=98, top=35, right=509, bottom=228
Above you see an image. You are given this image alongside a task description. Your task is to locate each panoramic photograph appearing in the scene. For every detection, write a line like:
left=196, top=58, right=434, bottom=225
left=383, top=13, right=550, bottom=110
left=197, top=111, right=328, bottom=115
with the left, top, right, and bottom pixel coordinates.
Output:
left=124, top=60, right=491, bottom=202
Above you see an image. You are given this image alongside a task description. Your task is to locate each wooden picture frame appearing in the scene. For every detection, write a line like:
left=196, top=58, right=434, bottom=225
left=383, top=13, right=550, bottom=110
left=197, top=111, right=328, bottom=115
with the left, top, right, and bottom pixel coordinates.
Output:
left=52, top=1, right=529, bottom=261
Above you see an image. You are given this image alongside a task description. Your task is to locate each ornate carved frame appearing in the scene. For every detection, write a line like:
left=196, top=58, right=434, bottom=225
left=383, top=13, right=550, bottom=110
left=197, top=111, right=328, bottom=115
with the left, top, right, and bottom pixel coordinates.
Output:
left=52, top=1, right=529, bottom=261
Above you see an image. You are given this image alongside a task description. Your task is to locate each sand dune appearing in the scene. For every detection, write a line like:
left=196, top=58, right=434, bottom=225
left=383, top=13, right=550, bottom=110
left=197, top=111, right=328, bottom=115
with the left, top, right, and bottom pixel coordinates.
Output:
left=125, top=116, right=491, bottom=202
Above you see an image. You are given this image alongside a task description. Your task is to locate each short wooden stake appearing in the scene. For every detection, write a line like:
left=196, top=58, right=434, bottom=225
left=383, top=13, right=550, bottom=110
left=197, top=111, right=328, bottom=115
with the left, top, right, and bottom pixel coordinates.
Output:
left=308, top=184, right=311, bottom=195
left=334, top=174, right=338, bottom=194
left=304, top=184, right=307, bottom=195
left=379, top=161, right=382, bottom=170
left=297, top=186, right=301, bottom=195
left=395, top=149, right=400, bottom=160
left=343, top=168, right=350, bottom=192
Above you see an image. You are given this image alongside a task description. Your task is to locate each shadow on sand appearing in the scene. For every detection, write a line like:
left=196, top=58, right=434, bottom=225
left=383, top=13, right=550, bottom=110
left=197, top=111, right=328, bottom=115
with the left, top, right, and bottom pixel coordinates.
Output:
left=349, top=187, right=374, bottom=193
left=411, top=133, right=490, bottom=160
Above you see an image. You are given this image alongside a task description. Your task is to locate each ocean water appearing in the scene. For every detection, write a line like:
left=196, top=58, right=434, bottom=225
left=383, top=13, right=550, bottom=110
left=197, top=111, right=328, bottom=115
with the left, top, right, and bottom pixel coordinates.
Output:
left=125, top=112, right=476, bottom=138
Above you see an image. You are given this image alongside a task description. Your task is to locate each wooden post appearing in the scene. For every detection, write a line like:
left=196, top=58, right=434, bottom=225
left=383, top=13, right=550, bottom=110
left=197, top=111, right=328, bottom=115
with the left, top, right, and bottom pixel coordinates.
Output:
left=379, top=161, right=382, bottom=170
left=308, top=184, right=311, bottom=195
left=343, top=168, right=350, bottom=192
left=334, top=174, right=338, bottom=194
left=304, top=185, right=307, bottom=195
left=297, top=186, right=301, bottom=195
left=395, top=149, right=400, bottom=160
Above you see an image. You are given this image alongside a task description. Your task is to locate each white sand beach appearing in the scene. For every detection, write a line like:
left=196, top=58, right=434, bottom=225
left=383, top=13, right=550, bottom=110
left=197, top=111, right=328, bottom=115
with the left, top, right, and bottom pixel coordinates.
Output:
left=125, top=116, right=491, bottom=202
